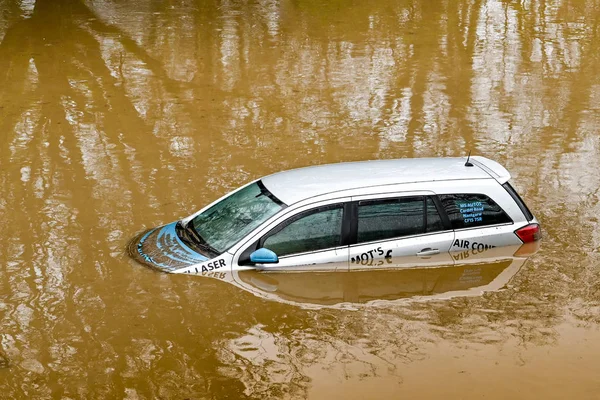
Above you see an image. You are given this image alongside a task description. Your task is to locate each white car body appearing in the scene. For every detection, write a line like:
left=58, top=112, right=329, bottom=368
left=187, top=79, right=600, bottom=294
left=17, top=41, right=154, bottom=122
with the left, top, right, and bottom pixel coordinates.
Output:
left=195, top=243, right=540, bottom=309
left=132, top=156, right=540, bottom=275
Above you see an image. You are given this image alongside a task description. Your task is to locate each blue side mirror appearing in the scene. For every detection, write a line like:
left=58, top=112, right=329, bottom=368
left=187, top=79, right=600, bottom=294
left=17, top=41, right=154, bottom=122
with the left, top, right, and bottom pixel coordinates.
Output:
left=250, top=248, right=279, bottom=264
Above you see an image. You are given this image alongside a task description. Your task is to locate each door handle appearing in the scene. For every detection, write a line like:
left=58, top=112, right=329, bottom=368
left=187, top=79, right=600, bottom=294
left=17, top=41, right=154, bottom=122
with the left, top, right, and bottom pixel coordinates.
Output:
left=416, top=248, right=440, bottom=256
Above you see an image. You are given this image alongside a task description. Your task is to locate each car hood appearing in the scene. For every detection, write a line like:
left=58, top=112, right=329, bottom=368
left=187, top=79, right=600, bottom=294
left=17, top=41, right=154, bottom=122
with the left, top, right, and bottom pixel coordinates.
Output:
left=132, top=222, right=209, bottom=272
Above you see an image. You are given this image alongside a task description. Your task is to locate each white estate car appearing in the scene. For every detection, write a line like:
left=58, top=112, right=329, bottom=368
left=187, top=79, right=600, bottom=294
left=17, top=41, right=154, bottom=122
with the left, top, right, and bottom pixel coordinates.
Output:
left=132, top=157, right=541, bottom=274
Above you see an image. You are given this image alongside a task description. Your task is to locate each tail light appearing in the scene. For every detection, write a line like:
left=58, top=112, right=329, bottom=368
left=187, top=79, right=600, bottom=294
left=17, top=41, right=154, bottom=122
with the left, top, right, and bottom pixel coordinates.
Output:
left=515, top=223, right=541, bottom=243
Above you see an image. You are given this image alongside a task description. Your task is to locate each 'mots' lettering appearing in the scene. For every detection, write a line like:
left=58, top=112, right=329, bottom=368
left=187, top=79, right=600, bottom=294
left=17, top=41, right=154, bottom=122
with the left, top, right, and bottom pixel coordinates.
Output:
left=351, top=247, right=393, bottom=263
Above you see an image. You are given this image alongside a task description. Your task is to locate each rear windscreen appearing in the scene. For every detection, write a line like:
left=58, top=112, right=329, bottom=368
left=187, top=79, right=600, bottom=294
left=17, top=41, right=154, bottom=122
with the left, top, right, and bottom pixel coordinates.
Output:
left=502, top=182, right=534, bottom=221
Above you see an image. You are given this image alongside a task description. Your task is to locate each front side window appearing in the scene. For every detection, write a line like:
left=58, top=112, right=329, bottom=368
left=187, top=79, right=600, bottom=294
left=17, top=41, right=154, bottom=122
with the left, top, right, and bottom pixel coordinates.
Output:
left=357, top=197, right=424, bottom=243
left=438, top=193, right=511, bottom=229
left=262, top=206, right=343, bottom=257
left=189, top=181, right=284, bottom=254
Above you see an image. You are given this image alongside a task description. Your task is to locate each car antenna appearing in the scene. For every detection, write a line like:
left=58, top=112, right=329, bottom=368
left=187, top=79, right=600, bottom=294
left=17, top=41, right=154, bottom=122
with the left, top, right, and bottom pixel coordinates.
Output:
left=465, top=150, right=474, bottom=167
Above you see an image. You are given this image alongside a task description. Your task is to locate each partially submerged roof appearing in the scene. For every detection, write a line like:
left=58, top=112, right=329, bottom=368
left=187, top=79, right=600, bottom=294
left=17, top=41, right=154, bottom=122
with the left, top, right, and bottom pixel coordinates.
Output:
left=262, top=156, right=509, bottom=205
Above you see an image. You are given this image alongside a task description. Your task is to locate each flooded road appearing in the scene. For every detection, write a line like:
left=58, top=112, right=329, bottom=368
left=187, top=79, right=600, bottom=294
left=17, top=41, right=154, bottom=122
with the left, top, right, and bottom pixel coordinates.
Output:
left=1, top=0, right=600, bottom=398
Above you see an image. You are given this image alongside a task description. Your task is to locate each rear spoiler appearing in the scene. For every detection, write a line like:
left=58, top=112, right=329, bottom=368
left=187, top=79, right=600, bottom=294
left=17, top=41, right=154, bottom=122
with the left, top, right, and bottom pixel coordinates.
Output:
left=470, top=156, right=511, bottom=184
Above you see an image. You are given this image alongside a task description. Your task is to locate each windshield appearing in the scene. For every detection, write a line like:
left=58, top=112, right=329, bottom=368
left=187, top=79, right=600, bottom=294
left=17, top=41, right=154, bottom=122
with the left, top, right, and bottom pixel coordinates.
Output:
left=188, top=181, right=284, bottom=254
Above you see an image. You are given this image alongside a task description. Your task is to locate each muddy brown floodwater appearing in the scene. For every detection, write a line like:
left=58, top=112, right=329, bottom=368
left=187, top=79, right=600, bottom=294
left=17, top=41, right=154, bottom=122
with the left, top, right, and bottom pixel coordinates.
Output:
left=1, top=0, right=600, bottom=398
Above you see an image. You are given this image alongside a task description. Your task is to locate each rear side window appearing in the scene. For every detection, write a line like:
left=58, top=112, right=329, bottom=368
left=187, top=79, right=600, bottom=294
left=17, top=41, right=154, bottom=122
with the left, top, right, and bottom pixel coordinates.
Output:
left=357, top=197, right=424, bottom=243
left=439, top=194, right=511, bottom=229
left=502, top=182, right=534, bottom=221
left=262, top=206, right=343, bottom=257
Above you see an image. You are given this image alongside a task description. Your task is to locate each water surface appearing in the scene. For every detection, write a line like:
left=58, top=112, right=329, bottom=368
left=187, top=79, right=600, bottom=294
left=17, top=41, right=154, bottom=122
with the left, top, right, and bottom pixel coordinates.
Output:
left=1, top=0, right=600, bottom=398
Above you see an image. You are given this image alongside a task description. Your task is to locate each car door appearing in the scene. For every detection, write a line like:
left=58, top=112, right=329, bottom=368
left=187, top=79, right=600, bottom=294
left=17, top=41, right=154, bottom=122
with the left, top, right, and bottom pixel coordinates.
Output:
left=348, top=193, right=455, bottom=270
left=238, top=201, right=350, bottom=271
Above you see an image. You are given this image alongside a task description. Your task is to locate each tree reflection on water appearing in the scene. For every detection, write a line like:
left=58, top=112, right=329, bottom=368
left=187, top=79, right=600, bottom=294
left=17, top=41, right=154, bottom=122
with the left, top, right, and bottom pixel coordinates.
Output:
left=0, top=0, right=599, bottom=398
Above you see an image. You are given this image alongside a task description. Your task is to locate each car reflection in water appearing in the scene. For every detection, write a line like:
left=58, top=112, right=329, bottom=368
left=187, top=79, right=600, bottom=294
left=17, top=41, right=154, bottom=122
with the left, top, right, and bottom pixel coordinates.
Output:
left=172, top=242, right=539, bottom=309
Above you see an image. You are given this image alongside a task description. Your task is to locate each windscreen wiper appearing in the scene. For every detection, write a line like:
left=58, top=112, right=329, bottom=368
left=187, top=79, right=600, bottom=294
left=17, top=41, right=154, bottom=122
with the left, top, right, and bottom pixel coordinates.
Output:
left=176, top=221, right=219, bottom=257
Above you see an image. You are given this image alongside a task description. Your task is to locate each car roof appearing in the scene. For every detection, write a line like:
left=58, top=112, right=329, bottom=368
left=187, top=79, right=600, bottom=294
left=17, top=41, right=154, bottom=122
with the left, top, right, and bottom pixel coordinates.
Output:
left=262, top=156, right=510, bottom=205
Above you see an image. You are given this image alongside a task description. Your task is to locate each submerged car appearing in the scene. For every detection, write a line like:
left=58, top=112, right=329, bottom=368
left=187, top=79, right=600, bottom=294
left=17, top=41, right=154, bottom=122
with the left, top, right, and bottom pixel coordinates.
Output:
left=131, top=156, right=541, bottom=274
